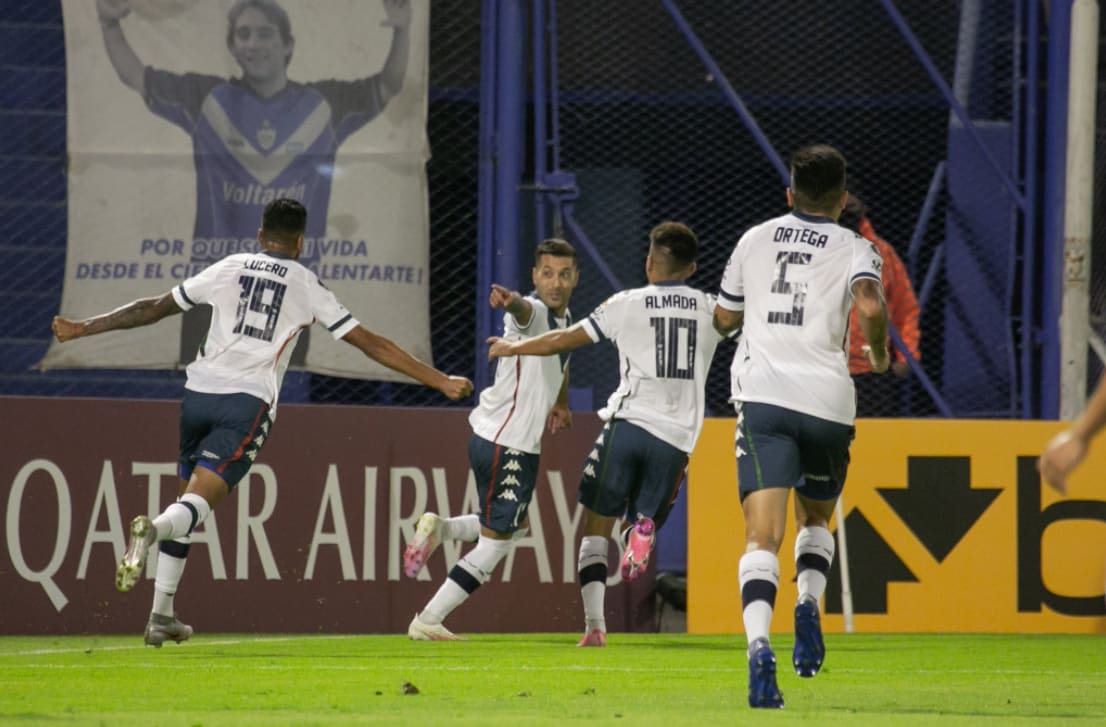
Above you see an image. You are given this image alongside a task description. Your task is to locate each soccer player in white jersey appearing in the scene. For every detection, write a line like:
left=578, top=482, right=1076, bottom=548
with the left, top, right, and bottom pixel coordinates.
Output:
left=489, top=221, right=723, bottom=647
left=51, top=198, right=472, bottom=647
left=712, top=145, right=889, bottom=709
left=403, top=239, right=579, bottom=640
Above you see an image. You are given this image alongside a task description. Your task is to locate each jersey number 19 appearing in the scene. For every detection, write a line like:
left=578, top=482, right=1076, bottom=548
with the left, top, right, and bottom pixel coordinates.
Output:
left=234, top=274, right=287, bottom=342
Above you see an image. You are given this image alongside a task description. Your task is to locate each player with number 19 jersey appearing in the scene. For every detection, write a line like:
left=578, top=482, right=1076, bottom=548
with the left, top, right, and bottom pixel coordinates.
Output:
left=582, top=282, right=722, bottom=453
left=171, top=249, right=358, bottom=415
left=718, top=210, right=883, bottom=425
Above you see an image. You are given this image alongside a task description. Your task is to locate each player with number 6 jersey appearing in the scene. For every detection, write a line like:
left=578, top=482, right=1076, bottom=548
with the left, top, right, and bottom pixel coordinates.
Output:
left=719, top=192, right=884, bottom=426
left=51, top=198, right=472, bottom=648
left=713, top=144, right=888, bottom=709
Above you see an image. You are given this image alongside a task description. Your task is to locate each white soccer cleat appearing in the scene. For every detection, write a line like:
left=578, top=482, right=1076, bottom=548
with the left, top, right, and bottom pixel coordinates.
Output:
left=116, top=515, right=156, bottom=592
left=407, top=612, right=462, bottom=641
left=403, top=513, right=443, bottom=578
left=144, top=613, right=193, bottom=648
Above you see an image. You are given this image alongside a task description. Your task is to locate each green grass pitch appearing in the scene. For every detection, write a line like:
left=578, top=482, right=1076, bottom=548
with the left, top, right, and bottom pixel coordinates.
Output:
left=1, top=632, right=1104, bottom=725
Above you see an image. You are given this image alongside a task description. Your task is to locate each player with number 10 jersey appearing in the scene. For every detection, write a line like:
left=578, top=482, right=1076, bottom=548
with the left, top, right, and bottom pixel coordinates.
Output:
left=584, top=283, right=719, bottom=453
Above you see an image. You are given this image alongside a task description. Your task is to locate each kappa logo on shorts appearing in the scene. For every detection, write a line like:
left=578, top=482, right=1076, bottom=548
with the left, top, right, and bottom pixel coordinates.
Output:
left=584, top=463, right=596, bottom=478
left=502, top=459, right=522, bottom=471
left=588, top=448, right=600, bottom=461
left=501, top=474, right=520, bottom=488
left=497, top=490, right=519, bottom=501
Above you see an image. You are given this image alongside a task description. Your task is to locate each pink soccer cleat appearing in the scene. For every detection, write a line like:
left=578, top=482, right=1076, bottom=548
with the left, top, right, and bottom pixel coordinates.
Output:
left=620, top=517, right=655, bottom=582
left=576, top=628, right=607, bottom=647
left=403, top=513, right=443, bottom=578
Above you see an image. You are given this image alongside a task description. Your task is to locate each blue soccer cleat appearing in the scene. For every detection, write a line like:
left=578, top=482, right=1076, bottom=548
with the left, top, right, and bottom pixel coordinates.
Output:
left=792, top=598, right=825, bottom=678
left=747, top=641, right=784, bottom=709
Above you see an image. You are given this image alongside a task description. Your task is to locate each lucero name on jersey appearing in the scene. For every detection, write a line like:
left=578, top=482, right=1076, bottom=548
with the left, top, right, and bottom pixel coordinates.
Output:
left=243, top=259, right=289, bottom=278
left=645, top=293, right=699, bottom=310
left=772, top=226, right=828, bottom=248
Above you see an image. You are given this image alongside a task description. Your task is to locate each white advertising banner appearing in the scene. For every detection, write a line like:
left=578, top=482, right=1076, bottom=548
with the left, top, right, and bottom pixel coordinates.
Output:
left=45, top=0, right=431, bottom=380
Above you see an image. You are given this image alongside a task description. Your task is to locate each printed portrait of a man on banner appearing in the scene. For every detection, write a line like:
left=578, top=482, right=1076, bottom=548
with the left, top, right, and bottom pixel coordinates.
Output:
left=45, top=0, right=431, bottom=380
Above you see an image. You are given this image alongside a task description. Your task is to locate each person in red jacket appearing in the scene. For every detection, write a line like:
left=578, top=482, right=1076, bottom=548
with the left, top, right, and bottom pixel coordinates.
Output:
left=839, top=194, right=921, bottom=417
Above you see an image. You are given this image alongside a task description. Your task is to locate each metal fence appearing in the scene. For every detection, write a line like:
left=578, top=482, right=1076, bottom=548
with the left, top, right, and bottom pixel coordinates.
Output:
left=0, top=0, right=1087, bottom=419
left=513, top=0, right=1042, bottom=418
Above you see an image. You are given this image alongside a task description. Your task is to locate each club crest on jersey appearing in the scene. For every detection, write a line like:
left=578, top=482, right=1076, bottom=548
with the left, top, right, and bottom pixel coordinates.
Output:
left=256, top=120, right=277, bottom=151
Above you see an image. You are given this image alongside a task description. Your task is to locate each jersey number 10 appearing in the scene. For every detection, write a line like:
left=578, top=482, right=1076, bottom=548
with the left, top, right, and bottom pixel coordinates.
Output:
left=650, top=317, right=697, bottom=380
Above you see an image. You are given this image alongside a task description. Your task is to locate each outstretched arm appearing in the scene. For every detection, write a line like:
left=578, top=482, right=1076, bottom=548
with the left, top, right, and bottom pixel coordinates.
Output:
left=852, top=277, right=889, bottom=373
left=52, top=292, right=182, bottom=342
left=489, top=284, right=533, bottom=327
left=1038, top=377, right=1106, bottom=494
left=342, top=324, right=472, bottom=400
left=487, top=323, right=592, bottom=360
left=378, top=0, right=411, bottom=101
left=97, top=0, right=146, bottom=94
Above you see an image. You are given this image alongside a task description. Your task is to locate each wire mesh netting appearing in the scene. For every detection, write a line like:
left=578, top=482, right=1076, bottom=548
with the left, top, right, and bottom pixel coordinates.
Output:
left=0, top=0, right=482, bottom=406
left=0, top=0, right=1058, bottom=418
left=527, top=0, right=1031, bottom=418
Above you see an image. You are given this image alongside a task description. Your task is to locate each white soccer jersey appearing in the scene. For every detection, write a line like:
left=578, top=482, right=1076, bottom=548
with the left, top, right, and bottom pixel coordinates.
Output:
left=469, top=296, right=571, bottom=454
left=581, top=282, right=722, bottom=453
left=172, top=251, right=358, bottom=416
left=717, top=210, right=883, bottom=424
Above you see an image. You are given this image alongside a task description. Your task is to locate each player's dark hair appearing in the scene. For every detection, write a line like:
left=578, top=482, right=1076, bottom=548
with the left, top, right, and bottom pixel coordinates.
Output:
left=227, top=0, right=294, bottom=67
left=534, top=238, right=577, bottom=266
left=262, top=198, right=306, bottom=248
left=790, top=144, right=847, bottom=214
left=649, top=220, right=698, bottom=272
left=838, top=193, right=867, bottom=234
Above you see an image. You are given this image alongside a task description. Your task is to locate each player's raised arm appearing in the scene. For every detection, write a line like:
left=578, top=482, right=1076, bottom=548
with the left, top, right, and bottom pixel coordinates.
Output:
left=489, top=283, right=534, bottom=327
left=97, top=0, right=147, bottom=94
left=342, top=324, right=472, bottom=400
left=52, top=292, right=182, bottom=343
left=377, top=0, right=411, bottom=101
left=487, top=322, right=592, bottom=361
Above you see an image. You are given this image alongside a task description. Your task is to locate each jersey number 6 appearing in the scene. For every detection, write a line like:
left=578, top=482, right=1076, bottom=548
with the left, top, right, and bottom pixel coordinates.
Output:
left=767, top=251, right=810, bottom=327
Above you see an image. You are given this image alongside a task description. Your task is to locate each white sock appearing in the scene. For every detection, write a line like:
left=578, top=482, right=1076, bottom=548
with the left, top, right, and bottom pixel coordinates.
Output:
left=421, top=536, right=511, bottom=624
left=739, top=550, right=780, bottom=652
left=795, top=526, right=835, bottom=604
left=578, top=535, right=609, bottom=632
left=440, top=513, right=480, bottom=542
left=151, top=536, right=190, bottom=617
left=152, top=493, right=211, bottom=541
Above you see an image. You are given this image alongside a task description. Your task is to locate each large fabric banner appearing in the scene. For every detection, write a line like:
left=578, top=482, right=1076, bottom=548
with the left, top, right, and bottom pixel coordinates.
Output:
left=44, top=0, right=431, bottom=380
